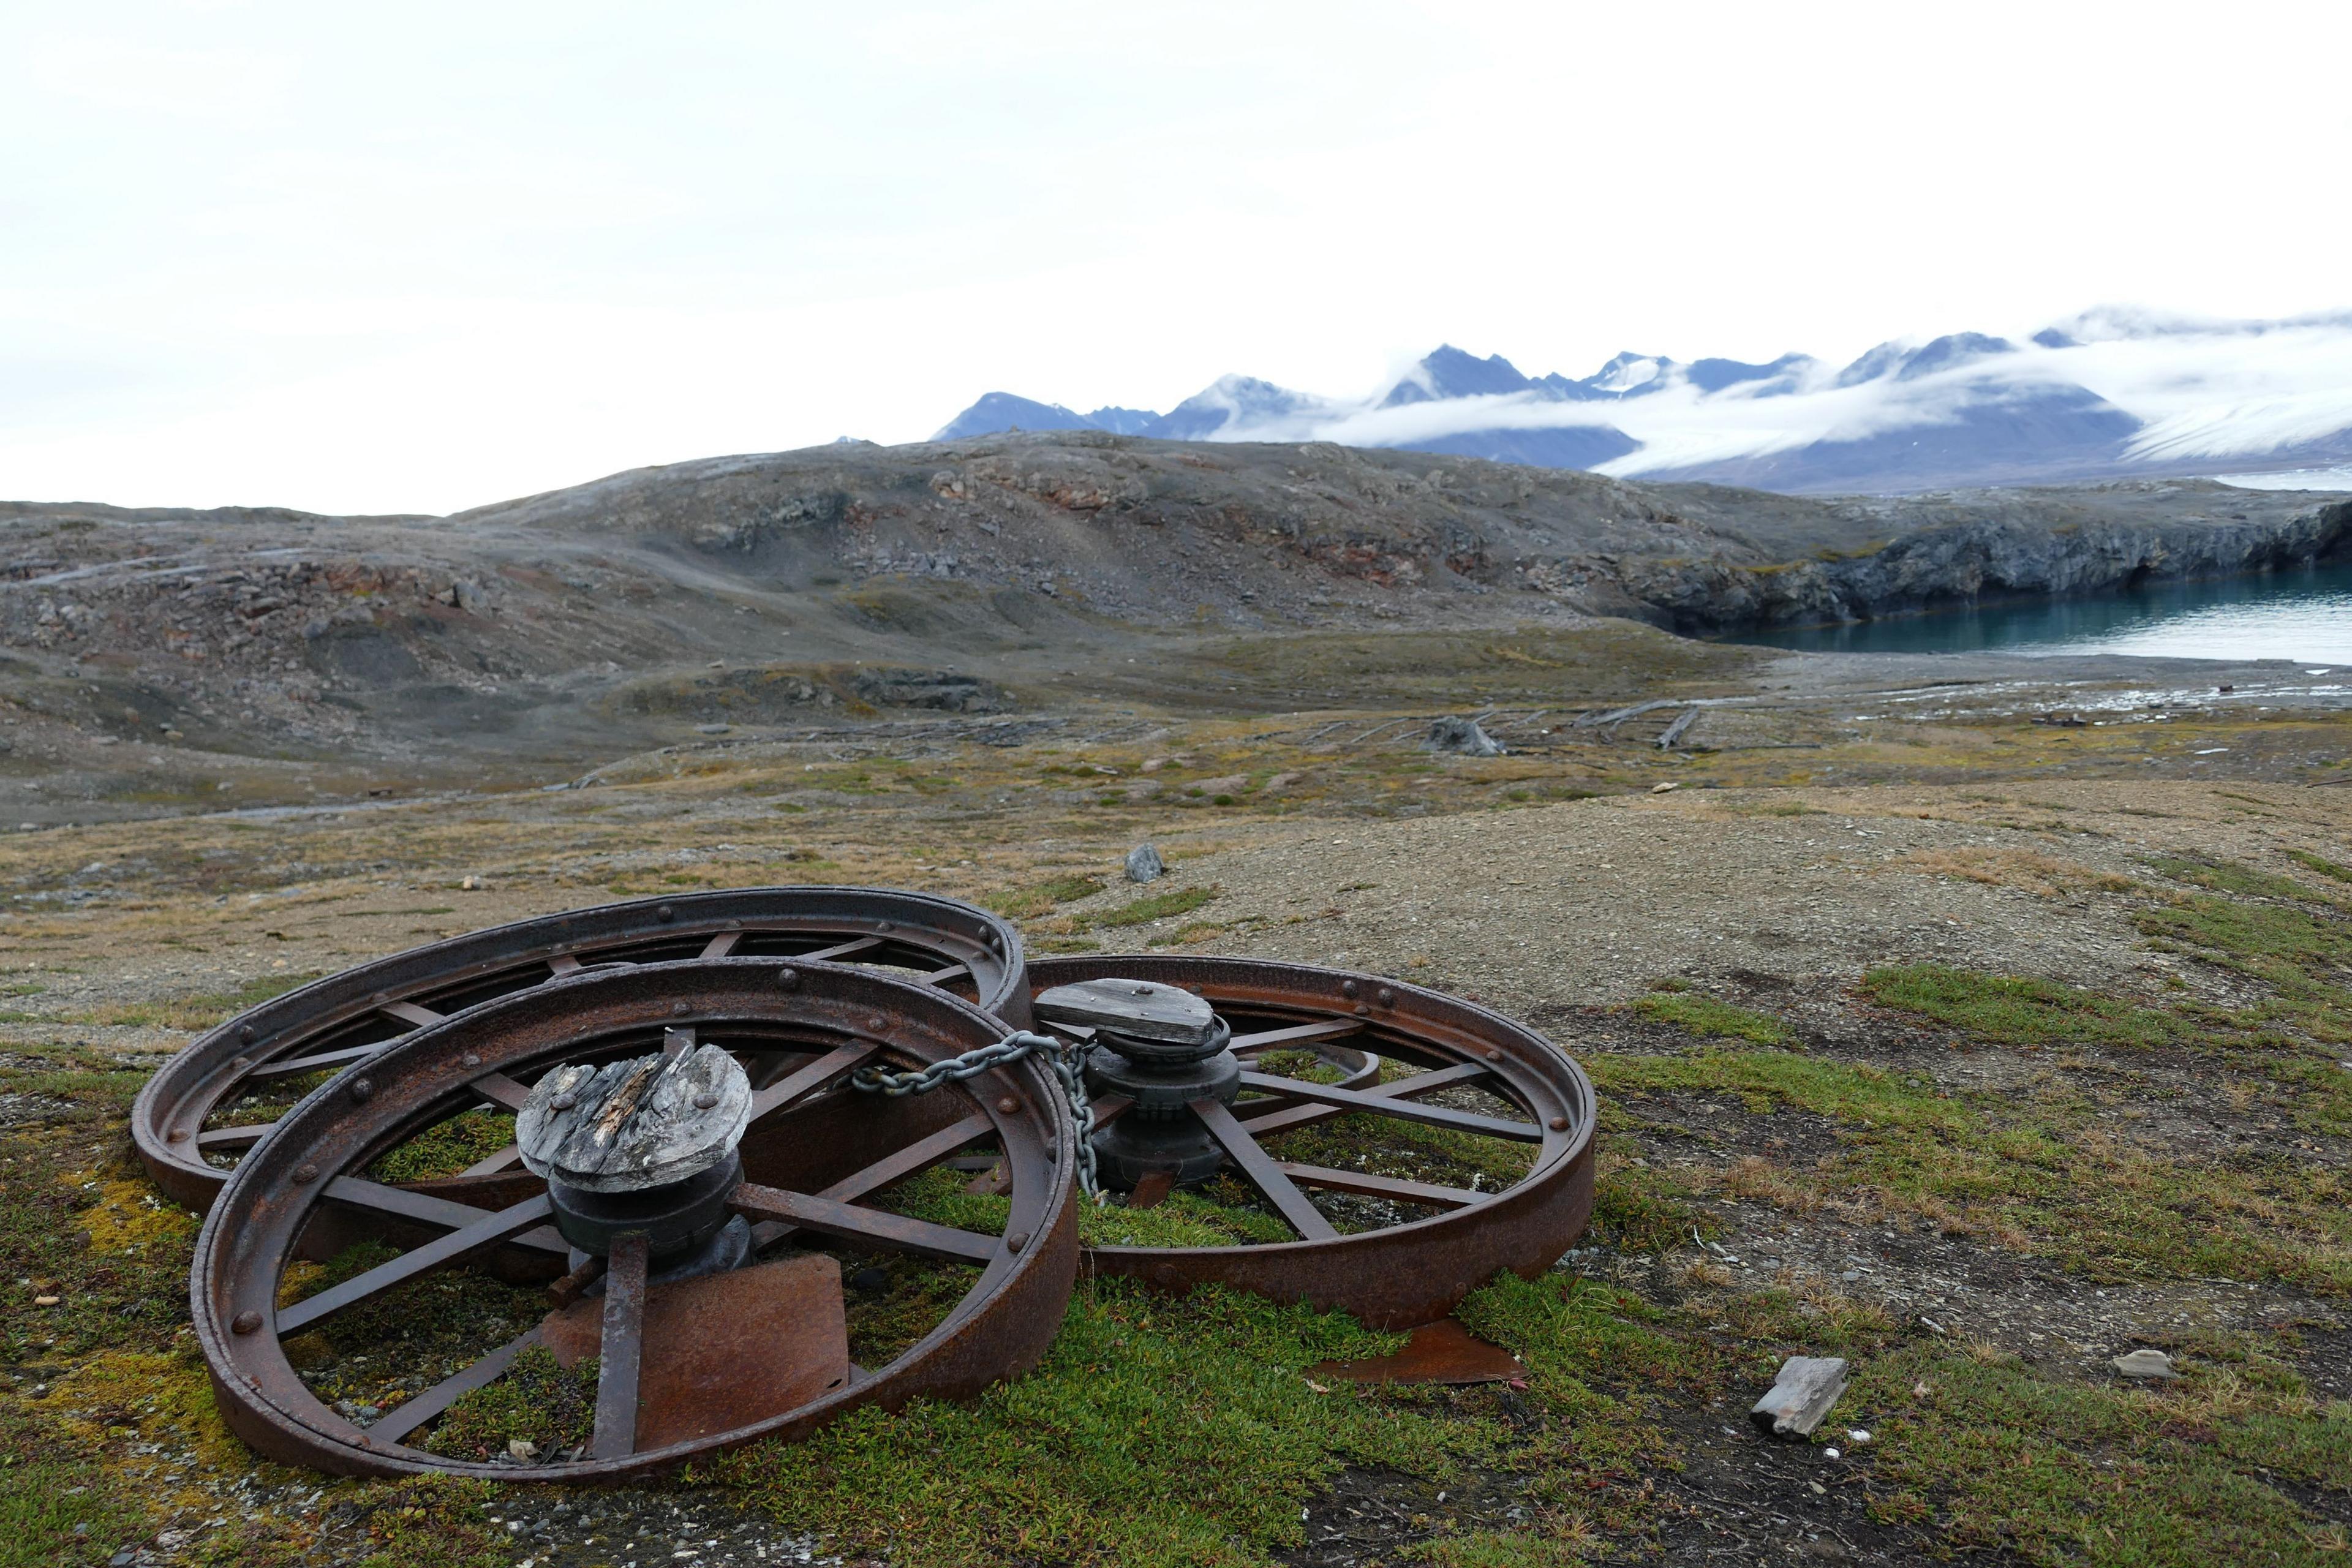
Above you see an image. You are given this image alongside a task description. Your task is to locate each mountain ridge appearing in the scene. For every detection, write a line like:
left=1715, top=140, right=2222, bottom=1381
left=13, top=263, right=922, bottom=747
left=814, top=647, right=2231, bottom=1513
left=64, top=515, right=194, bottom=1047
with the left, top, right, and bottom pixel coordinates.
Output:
left=930, top=311, right=2352, bottom=496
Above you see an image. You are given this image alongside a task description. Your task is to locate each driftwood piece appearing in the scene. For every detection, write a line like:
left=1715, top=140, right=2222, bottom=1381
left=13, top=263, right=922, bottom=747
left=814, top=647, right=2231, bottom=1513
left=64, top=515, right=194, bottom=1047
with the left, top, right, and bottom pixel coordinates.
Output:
left=1656, top=707, right=1699, bottom=749
left=1749, top=1355, right=1849, bottom=1438
left=1035, top=978, right=1217, bottom=1045
left=517, top=1042, right=751, bottom=1193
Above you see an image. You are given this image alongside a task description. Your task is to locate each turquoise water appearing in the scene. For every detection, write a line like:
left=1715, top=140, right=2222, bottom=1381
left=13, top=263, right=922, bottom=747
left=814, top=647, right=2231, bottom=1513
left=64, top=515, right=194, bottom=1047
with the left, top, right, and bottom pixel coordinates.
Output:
left=1732, top=559, right=2352, bottom=664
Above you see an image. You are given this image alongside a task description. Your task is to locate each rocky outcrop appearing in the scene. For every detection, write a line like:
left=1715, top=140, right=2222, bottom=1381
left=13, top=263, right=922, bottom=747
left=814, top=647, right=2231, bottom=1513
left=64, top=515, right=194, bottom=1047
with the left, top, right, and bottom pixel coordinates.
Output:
left=1621, top=491, right=2352, bottom=633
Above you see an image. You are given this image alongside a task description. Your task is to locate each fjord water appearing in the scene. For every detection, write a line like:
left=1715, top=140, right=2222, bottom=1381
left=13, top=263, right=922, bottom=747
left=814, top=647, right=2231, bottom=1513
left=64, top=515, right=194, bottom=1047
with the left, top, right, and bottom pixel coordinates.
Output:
left=1736, top=559, right=2352, bottom=663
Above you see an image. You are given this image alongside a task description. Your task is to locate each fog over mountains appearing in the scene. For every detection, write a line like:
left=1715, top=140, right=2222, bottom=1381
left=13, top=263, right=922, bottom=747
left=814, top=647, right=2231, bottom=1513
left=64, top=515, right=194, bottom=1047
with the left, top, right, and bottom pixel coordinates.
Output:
left=935, top=310, right=2352, bottom=495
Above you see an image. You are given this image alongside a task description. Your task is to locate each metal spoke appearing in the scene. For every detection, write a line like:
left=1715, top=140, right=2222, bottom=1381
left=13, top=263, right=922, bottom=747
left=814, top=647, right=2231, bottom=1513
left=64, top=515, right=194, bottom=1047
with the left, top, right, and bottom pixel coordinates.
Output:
left=699, top=932, right=742, bottom=959
left=748, top=1115, right=993, bottom=1250
left=368, top=1329, right=541, bottom=1446
left=321, top=1176, right=567, bottom=1254
left=730, top=1182, right=1000, bottom=1262
left=547, top=954, right=582, bottom=978
left=461, top=1144, right=525, bottom=1176
left=799, top=936, right=883, bottom=963
left=1236, top=1061, right=1491, bottom=1139
left=196, top=1125, right=271, bottom=1150
left=1127, top=1170, right=1174, bottom=1210
left=590, top=1232, right=649, bottom=1460
left=1234, top=1071, right=1537, bottom=1141
left=1229, top=1019, right=1363, bottom=1053
left=381, top=1000, right=445, bottom=1030
left=919, top=963, right=971, bottom=987
left=1191, top=1098, right=1338, bottom=1240
left=744, top=1041, right=876, bottom=1123
left=246, top=1041, right=388, bottom=1083
left=277, top=1193, right=557, bottom=1335
left=472, top=1071, right=533, bottom=1112
left=1273, top=1163, right=1483, bottom=1210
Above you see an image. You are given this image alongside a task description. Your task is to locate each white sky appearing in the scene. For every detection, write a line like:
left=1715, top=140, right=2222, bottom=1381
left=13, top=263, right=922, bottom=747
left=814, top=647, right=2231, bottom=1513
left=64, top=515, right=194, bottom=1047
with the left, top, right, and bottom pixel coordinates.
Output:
left=2, top=0, right=2347, bottom=514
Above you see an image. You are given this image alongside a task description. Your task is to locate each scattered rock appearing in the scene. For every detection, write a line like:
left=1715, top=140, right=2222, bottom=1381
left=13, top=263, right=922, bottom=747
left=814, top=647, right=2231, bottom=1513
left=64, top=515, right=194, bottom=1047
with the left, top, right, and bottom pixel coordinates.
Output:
left=696, top=723, right=731, bottom=734
left=2112, top=1348, right=2180, bottom=1379
left=1750, top=1355, right=1849, bottom=1438
left=459, top=875, right=484, bottom=891
left=1650, top=781, right=1680, bottom=794
left=1125, top=843, right=1164, bottom=883
left=508, top=1438, right=539, bottom=1461
left=1427, top=716, right=1502, bottom=756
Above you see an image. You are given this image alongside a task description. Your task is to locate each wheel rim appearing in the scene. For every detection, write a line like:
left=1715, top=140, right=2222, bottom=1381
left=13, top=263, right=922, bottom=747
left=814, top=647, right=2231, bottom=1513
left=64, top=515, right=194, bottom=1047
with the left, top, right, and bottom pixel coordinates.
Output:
left=1030, top=956, right=1597, bottom=1330
left=135, top=888, right=1028, bottom=1213
left=190, top=958, right=1076, bottom=1481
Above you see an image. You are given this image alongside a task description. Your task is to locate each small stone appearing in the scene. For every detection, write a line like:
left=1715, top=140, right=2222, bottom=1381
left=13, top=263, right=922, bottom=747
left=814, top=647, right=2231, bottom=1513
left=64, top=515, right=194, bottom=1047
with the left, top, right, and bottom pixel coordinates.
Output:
left=1650, top=781, right=1680, bottom=794
left=1823, top=1446, right=1841, bottom=1460
left=1124, top=843, right=1164, bottom=883
left=1846, top=1428, right=1872, bottom=1445
left=460, top=875, right=483, bottom=891
left=508, top=1438, right=540, bottom=1460
left=1427, top=715, right=1502, bottom=756
left=696, top=723, right=731, bottom=735
left=1751, top=1355, right=1849, bottom=1438
left=34, top=1294, right=59, bottom=1306
left=2112, top=1348, right=2179, bottom=1379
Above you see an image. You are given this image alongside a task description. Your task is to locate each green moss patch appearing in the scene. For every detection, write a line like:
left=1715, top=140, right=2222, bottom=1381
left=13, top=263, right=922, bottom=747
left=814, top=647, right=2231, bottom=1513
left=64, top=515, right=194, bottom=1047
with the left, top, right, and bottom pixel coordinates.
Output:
left=1633, top=990, right=1797, bottom=1047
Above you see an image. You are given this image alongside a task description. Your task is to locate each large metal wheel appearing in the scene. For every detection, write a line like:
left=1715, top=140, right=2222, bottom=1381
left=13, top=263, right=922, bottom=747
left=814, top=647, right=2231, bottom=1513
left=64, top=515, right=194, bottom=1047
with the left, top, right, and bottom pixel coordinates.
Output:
left=190, top=958, right=1077, bottom=1482
left=1028, top=956, right=1596, bottom=1330
left=136, top=888, right=1028, bottom=1213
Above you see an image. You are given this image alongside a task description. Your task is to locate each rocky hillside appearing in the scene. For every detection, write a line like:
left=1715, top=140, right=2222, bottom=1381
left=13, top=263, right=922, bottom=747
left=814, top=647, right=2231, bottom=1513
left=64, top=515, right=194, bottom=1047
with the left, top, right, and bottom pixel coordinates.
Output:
left=0, top=434, right=2342, bottom=816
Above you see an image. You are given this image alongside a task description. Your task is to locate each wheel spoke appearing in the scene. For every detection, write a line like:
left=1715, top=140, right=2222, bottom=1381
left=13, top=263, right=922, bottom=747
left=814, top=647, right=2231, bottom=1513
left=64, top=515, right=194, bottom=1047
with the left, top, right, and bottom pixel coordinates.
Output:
left=1191, top=1098, right=1338, bottom=1241
left=1234, top=1072, right=1537, bottom=1141
left=380, top=1000, right=444, bottom=1030
left=1236, top=1061, right=1493, bottom=1139
left=730, top=1182, right=1000, bottom=1262
left=699, top=932, right=742, bottom=959
left=547, top=954, right=582, bottom=978
left=196, top=1124, right=271, bottom=1150
left=744, top=1041, right=876, bottom=1123
left=919, top=963, right=971, bottom=987
left=471, top=1071, right=533, bottom=1112
left=368, top=1328, right=541, bottom=1446
left=748, top=1114, right=993, bottom=1250
left=799, top=936, right=883, bottom=963
left=277, top=1192, right=557, bottom=1334
left=1229, top=1019, right=1363, bottom=1053
left=590, top=1232, right=649, bottom=1460
left=1127, top=1170, right=1174, bottom=1210
left=1274, top=1163, right=1483, bottom=1209
left=246, top=1041, right=388, bottom=1082
left=461, top=1144, right=525, bottom=1176
left=321, top=1176, right=567, bottom=1255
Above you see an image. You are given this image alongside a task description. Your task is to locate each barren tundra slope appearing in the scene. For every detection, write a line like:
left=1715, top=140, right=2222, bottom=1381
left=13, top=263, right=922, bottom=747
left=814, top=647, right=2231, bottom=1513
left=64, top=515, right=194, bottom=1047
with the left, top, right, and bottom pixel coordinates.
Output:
left=0, top=434, right=2343, bottom=826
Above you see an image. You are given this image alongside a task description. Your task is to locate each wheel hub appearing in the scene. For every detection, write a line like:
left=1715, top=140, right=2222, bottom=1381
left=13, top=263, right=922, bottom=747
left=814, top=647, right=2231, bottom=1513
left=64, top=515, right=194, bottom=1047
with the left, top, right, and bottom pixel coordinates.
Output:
left=1035, top=978, right=1240, bottom=1192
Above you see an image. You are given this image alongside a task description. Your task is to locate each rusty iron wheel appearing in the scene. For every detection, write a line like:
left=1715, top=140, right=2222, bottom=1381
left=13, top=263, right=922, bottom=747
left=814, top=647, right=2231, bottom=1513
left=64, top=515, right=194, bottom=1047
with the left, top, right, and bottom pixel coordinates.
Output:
left=190, top=958, right=1077, bottom=1482
left=135, top=888, right=1028, bottom=1213
left=1027, top=956, right=1597, bottom=1330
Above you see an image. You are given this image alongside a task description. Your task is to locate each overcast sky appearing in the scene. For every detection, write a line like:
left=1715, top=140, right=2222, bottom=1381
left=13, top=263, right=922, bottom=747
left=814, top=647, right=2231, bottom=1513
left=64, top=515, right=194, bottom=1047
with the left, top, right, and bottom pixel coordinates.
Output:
left=2, top=1, right=2346, bottom=514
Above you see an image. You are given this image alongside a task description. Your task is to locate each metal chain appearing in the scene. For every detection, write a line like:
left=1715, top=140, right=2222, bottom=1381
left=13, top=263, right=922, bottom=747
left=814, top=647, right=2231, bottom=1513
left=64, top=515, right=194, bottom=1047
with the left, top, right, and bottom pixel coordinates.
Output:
left=849, top=1029, right=1097, bottom=1196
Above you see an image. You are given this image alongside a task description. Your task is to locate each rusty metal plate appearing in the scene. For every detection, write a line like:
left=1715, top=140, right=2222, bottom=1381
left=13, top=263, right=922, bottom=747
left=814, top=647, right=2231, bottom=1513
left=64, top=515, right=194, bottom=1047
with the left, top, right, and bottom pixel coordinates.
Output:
left=1027, top=955, right=1598, bottom=1330
left=1307, top=1317, right=1526, bottom=1387
left=136, top=887, right=1029, bottom=1213
left=189, top=958, right=1078, bottom=1482
left=541, top=1255, right=851, bottom=1452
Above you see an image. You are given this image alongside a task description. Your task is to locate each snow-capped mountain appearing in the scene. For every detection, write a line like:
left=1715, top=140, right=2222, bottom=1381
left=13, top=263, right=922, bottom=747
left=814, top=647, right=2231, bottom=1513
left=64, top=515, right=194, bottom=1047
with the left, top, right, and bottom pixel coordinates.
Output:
left=930, top=311, right=2352, bottom=494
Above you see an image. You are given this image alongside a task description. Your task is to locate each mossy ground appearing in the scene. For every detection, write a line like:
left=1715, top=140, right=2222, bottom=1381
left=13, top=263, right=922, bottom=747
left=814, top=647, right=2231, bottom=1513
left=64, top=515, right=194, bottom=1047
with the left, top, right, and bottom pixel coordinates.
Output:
left=1, top=695, right=2349, bottom=1564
